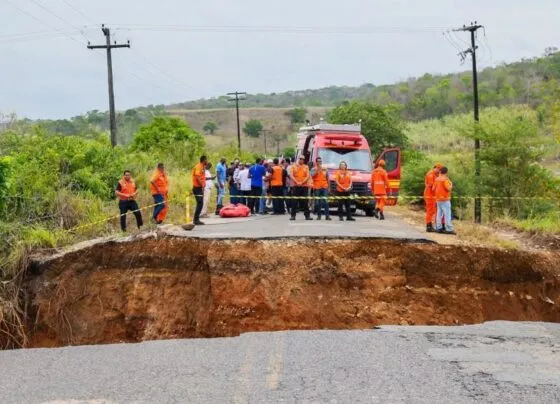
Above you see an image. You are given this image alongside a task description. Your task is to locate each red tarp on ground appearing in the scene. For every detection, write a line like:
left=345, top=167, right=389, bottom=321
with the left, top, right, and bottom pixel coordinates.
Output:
left=219, top=204, right=251, bottom=218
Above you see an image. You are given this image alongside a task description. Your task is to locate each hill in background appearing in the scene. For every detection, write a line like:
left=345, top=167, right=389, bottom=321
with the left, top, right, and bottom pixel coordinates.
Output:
left=3, top=50, right=559, bottom=155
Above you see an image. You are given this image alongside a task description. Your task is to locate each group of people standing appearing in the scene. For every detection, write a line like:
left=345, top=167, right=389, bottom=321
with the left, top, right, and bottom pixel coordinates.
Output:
left=191, top=155, right=391, bottom=224
left=423, top=163, right=455, bottom=234
left=114, top=163, right=169, bottom=232
left=114, top=155, right=445, bottom=233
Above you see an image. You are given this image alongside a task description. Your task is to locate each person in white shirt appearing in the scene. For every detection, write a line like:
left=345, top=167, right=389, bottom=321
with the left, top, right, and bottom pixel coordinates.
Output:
left=200, top=162, right=215, bottom=217
left=236, top=163, right=252, bottom=206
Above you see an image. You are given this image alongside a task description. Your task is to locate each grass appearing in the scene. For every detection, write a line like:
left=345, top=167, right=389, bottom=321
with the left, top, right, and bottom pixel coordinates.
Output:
left=390, top=205, right=521, bottom=250
left=168, top=107, right=328, bottom=155
left=499, top=211, right=560, bottom=234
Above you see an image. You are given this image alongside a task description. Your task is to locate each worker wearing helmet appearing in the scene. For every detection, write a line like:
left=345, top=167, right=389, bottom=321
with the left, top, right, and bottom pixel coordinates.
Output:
left=371, top=159, right=390, bottom=220
left=424, top=163, right=442, bottom=232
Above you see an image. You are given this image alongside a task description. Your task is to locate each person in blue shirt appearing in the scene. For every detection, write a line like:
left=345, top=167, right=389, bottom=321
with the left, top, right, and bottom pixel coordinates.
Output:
left=215, top=157, right=227, bottom=214
left=248, top=158, right=266, bottom=214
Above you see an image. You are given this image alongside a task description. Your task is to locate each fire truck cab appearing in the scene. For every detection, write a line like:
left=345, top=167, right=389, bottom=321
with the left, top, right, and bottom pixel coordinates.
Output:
left=295, top=123, right=401, bottom=216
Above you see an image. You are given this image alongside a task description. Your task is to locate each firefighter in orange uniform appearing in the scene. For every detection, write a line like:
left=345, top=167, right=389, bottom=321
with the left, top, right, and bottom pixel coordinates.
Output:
left=192, top=155, right=208, bottom=225
left=311, top=157, right=331, bottom=220
left=269, top=158, right=285, bottom=214
left=289, top=156, right=312, bottom=221
left=115, top=170, right=143, bottom=232
left=150, top=163, right=169, bottom=225
left=424, top=163, right=442, bottom=232
left=334, top=161, right=355, bottom=221
left=371, top=159, right=390, bottom=220
left=433, top=166, right=455, bottom=235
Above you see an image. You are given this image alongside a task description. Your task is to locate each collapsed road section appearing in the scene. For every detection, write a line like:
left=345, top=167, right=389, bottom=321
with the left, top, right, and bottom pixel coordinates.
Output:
left=20, top=234, right=560, bottom=348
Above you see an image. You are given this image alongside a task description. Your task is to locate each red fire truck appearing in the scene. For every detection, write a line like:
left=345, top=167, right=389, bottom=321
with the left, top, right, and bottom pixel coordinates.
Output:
left=295, top=123, right=401, bottom=216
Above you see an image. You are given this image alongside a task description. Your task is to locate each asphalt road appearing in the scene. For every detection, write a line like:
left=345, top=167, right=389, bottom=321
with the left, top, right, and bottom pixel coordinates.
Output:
left=1, top=321, right=559, bottom=403
left=166, top=210, right=430, bottom=241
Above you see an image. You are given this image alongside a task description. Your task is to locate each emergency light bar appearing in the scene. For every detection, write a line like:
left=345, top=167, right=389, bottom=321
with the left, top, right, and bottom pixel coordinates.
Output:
left=323, top=134, right=363, bottom=146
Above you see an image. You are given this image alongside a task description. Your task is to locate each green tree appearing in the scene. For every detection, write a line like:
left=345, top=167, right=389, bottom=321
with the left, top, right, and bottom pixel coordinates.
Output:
left=131, top=116, right=205, bottom=168
left=328, top=101, right=408, bottom=155
left=243, top=119, right=263, bottom=138
left=285, top=107, right=308, bottom=125
left=203, top=121, right=218, bottom=135
left=459, top=108, right=559, bottom=218
left=132, top=116, right=204, bottom=152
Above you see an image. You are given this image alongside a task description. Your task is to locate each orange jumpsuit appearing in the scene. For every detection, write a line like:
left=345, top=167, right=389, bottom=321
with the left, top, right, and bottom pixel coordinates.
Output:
left=371, top=167, right=389, bottom=212
left=150, top=169, right=169, bottom=223
left=424, top=169, right=438, bottom=225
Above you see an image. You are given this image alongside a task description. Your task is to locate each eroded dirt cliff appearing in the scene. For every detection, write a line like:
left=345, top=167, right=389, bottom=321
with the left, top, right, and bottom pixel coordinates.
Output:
left=24, top=236, right=560, bottom=347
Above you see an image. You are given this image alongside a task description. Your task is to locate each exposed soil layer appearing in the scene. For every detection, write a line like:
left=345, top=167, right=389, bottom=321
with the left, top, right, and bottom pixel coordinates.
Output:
left=23, top=236, right=560, bottom=348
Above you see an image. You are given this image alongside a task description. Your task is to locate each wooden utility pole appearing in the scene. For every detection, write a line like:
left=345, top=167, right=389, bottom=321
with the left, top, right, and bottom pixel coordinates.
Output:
left=261, top=129, right=270, bottom=156
left=227, top=91, right=246, bottom=153
left=88, top=25, right=130, bottom=147
left=454, top=22, right=483, bottom=223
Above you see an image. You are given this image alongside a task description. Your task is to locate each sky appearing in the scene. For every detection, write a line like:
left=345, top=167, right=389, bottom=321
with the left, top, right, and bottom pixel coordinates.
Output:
left=0, top=0, right=559, bottom=120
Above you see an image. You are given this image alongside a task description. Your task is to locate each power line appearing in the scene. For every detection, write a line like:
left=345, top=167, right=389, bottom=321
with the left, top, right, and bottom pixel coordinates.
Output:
left=132, top=51, right=201, bottom=96
left=106, top=24, right=450, bottom=34
left=4, top=0, right=82, bottom=45
left=60, top=0, right=94, bottom=24
left=27, top=0, right=92, bottom=42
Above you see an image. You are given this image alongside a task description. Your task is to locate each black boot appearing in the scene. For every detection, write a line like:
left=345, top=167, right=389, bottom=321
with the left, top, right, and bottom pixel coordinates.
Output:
left=426, top=223, right=435, bottom=233
left=379, top=212, right=385, bottom=220
left=373, top=208, right=379, bottom=219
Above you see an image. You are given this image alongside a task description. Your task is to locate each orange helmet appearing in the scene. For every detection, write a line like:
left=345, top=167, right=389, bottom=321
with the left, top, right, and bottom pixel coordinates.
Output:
left=378, top=159, right=386, bottom=167
left=434, top=162, right=443, bottom=169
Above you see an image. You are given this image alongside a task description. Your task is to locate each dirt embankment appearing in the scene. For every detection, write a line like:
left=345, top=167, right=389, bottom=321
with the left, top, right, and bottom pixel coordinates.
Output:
left=20, top=236, right=560, bottom=348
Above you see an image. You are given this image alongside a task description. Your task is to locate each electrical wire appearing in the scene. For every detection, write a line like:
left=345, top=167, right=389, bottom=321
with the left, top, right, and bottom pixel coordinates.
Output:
left=59, top=0, right=95, bottom=24
left=4, top=0, right=82, bottom=45
left=480, top=27, right=493, bottom=64
left=27, top=0, right=92, bottom=42
left=106, top=24, right=450, bottom=34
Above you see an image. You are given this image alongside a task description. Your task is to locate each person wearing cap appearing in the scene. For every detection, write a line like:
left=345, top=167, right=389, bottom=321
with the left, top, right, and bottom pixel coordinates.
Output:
left=371, top=159, right=390, bottom=220
left=424, top=163, right=442, bottom=232
left=288, top=156, right=313, bottom=221
left=150, top=163, right=169, bottom=225
left=215, top=157, right=227, bottom=214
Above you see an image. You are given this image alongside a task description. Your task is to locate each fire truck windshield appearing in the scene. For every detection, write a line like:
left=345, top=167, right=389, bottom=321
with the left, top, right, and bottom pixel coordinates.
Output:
left=318, top=148, right=373, bottom=171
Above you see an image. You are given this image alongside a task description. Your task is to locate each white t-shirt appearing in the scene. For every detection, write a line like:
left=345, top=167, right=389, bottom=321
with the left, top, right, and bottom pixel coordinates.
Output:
left=204, top=169, right=214, bottom=191
left=238, top=169, right=252, bottom=191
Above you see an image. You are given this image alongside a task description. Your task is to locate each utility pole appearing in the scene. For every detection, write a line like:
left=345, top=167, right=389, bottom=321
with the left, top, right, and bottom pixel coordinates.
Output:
left=227, top=91, right=246, bottom=153
left=454, top=22, right=483, bottom=223
left=88, top=25, right=130, bottom=147
left=261, top=129, right=270, bottom=156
